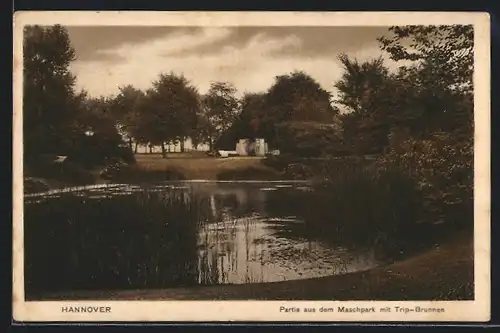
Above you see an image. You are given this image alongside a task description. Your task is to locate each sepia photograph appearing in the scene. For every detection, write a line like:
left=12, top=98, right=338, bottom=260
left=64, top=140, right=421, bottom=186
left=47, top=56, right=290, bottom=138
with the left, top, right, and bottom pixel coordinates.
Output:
left=12, top=11, right=490, bottom=322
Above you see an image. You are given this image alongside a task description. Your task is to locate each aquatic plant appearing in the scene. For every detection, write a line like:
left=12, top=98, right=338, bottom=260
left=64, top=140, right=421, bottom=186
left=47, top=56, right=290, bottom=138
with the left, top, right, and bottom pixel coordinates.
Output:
left=24, top=186, right=214, bottom=294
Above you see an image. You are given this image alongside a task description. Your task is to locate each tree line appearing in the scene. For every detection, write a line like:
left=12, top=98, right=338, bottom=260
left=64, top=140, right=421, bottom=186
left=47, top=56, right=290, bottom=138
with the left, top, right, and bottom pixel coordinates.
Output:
left=23, top=24, right=473, bottom=168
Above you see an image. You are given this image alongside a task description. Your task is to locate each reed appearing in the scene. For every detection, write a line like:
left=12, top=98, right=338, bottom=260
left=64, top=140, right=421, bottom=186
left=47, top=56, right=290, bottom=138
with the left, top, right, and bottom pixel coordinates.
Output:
left=265, top=160, right=450, bottom=260
left=24, top=186, right=216, bottom=295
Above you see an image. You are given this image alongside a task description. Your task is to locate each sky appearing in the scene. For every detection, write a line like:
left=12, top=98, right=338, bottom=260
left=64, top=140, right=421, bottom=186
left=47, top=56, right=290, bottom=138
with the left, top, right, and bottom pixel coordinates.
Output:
left=66, top=26, right=407, bottom=100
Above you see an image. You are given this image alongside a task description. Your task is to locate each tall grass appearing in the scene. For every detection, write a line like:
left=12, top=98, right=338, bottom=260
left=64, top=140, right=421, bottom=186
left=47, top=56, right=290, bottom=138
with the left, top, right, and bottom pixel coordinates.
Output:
left=265, top=156, right=466, bottom=260
left=24, top=188, right=214, bottom=295
left=307, top=166, right=425, bottom=250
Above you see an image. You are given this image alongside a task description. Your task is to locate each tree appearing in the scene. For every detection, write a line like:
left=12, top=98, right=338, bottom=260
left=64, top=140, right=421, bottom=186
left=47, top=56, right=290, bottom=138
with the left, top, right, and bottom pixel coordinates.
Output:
left=202, top=82, right=239, bottom=150
left=190, top=114, right=214, bottom=150
left=110, top=85, right=145, bottom=151
left=334, top=54, right=389, bottom=115
left=377, top=25, right=475, bottom=232
left=239, top=92, right=268, bottom=139
left=214, top=92, right=268, bottom=149
left=332, top=55, right=394, bottom=154
left=264, top=71, right=337, bottom=148
left=71, top=93, right=133, bottom=167
left=23, top=25, right=78, bottom=159
left=378, top=25, right=474, bottom=136
left=266, top=71, right=336, bottom=122
left=378, top=25, right=473, bottom=94
left=136, top=73, right=200, bottom=157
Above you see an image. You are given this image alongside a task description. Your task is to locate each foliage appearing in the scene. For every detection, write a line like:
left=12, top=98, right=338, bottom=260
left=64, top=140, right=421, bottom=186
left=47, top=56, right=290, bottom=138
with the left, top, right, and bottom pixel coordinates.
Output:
left=263, top=71, right=338, bottom=147
left=377, top=132, right=473, bottom=229
left=110, top=85, right=146, bottom=148
left=214, top=92, right=266, bottom=149
left=334, top=54, right=389, bottom=115
left=23, top=25, right=135, bottom=175
left=219, top=71, right=340, bottom=151
left=202, top=81, right=239, bottom=149
left=379, top=25, right=474, bottom=136
left=190, top=113, right=215, bottom=150
left=274, top=122, right=346, bottom=157
left=23, top=25, right=78, bottom=158
left=378, top=25, right=474, bottom=95
left=334, top=25, right=474, bottom=155
left=134, top=73, right=201, bottom=156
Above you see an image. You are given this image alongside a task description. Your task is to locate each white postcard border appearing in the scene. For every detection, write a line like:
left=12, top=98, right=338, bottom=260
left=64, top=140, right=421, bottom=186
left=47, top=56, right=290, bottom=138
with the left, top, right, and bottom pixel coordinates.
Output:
left=12, top=11, right=491, bottom=322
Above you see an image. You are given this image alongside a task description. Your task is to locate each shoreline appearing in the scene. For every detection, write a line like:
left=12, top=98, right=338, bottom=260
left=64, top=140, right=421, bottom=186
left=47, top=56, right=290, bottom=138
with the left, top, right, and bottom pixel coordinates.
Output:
left=24, top=155, right=288, bottom=194
left=26, top=232, right=473, bottom=301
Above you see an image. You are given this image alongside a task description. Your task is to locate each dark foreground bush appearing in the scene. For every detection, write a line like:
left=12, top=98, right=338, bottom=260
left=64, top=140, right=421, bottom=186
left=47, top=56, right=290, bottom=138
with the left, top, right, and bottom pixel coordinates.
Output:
left=24, top=178, right=51, bottom=194
left=25, top=160, right=96, bottom=185
left=267, top=167, right=427, bottom=256
left=274, top=132, right=474, bottom=260
left=24, top=189, right=211, bottom=295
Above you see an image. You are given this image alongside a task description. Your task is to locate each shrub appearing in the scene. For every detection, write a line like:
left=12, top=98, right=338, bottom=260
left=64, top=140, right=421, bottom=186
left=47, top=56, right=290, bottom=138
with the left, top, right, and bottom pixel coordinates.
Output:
left=275, top=122, right=347, bottom=157
left=299, top=166, right=424, bottom=253
left=377, top=132, right=473, bottom=229
left=277, top=131, right=472, bottom=258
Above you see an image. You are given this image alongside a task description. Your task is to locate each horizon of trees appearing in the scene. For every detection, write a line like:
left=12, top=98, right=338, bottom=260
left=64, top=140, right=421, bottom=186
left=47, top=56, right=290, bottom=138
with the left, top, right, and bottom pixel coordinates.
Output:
left=23, top=24, right=474, bottom=166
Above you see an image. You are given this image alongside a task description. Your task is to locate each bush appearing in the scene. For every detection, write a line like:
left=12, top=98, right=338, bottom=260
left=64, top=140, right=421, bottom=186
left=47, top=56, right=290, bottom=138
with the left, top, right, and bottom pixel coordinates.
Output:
left=24, top=158, right=95, bottom=185
left=65, top=133, right=136, bottom=169
left=278, top=131, right=472, bottom=259
left=275, top=122, right=347, bottom=157
left=377, top=132, right=473, bottom=230
left=300, top=167, right=424, bottom=252
left=24, top=178, right=51, bottom=194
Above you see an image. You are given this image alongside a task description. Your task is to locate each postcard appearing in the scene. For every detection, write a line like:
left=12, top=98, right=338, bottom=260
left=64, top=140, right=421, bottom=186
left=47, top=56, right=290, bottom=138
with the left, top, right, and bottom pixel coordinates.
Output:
left=12, top=11, right=491, bottom=322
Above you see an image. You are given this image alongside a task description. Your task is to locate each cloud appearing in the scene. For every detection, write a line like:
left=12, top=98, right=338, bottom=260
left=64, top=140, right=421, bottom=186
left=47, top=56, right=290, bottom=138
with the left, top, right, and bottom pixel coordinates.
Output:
left=67, top=26, right=202, bottom=62
left=69, top=26, right=410, bottom=100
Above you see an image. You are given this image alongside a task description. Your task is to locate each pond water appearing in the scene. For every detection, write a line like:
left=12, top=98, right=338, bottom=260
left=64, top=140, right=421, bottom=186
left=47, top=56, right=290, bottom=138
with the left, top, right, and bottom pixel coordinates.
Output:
left=24, top=181, right=384, bottom=290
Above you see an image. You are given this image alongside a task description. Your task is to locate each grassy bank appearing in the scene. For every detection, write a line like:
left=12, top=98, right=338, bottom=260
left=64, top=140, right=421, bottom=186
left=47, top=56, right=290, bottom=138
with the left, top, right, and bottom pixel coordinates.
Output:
left=23, top=153, right=284, bottom=193
left=131, top=154, right=281, bottom=181
left=28, top=231, right=473, bottom=301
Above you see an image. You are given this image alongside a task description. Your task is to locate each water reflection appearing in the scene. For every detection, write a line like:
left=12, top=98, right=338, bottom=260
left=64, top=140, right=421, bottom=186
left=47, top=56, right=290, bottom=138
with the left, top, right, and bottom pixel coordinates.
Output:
left=25, top=181, right=383, bottom=287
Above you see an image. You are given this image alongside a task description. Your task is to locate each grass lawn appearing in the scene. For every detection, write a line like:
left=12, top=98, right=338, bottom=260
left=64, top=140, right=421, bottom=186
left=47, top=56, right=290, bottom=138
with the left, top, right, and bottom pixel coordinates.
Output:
left=135, top=153, right=280, bottom=180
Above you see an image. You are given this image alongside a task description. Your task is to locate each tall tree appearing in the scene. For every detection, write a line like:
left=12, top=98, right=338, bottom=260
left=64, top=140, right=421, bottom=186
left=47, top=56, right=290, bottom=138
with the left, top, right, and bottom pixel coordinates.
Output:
left=334, top=54, right=389, bottom=115
left=239, top=92, right=267, bottom=139
left=333, top=54, right=417, bottom=154
left=110, top=85, right=145, bottom=150
left=72, top=93, right=132, bottom=167
left=378, top=25, right=474, bottom=136
left=136, top=73, right=200, bottom=157
left=264, top=71, right=337, bottom=147
left=266, top=71, right=336, bottom=122
left=190, top=114, right=213, bottom=150
left=378, top=25, right=473, bottom=94
left=23, top=24, right=78, bottom=159
left=202, top=81, right=239, bottom=150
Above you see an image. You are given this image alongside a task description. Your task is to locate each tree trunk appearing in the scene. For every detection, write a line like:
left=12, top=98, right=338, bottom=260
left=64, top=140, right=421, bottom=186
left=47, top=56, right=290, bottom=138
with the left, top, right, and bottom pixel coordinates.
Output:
left=180, top=138, right=185, bottom=152
left=161, top=142, right=166, bottom=158
left=209, top=138, right=213, bottom=151
left=149, top=144, right=153, bottom=154
left=134, top=142, right=138, bottom=154
left=128, top=137, right=133, bottom=150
